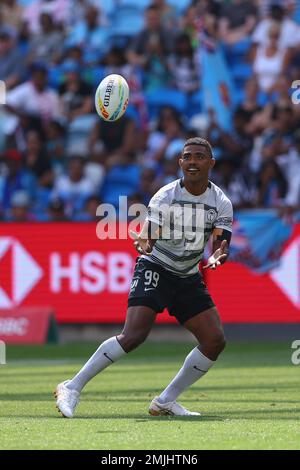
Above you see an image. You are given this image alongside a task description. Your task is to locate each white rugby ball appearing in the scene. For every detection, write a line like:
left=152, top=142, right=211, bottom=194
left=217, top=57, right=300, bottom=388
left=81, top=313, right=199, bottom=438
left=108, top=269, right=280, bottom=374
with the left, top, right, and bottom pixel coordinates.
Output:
left=95, top=74, right=129, bottom=121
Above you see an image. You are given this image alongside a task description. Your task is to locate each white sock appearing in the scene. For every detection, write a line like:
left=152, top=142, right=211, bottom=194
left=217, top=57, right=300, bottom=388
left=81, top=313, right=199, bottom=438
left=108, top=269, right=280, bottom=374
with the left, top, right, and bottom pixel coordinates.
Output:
left=158, top=347, right=215, bottom=403
left=67, top=336, right=126, bottom=393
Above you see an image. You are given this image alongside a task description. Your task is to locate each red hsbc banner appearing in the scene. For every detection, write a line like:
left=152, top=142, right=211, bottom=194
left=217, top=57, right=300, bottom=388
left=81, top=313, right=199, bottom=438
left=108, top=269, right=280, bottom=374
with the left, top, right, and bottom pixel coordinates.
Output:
left=0, top=222, right=299, bottom=324
left=0, top=307, right=55, bottom=343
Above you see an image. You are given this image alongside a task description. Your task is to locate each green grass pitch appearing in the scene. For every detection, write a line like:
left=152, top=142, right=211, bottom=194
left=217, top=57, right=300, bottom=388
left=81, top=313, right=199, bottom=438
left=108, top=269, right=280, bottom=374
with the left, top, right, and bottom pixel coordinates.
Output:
left=0, top=341, right=299, bottom=450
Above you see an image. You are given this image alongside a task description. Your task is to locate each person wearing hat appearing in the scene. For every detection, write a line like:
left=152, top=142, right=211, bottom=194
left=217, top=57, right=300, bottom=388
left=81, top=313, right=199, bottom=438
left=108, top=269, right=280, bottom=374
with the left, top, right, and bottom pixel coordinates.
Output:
left=5, top=189, right=35, bottom=222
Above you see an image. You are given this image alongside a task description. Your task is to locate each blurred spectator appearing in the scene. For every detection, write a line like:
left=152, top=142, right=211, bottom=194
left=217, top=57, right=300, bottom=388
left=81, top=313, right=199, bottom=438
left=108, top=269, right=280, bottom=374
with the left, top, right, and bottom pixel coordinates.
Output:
left=23, top=130, right=53, bottom=189
left=6, top=62, right=61, bottom=126
left=0, top=149, right=35, bottom=213
left=27, top=13, right=64, bottom=65
left=257, top=160, right=288, bottom=207
left=69, top=0, right=105, bottom=28
left=220, top=0, right=257, bottom=45
left=52, top=156, right=95, bottom=217
left=168, top=33, right=200, bottom=93
left=207, top=108, right=253, bottom=167
left=180, top=4, right=199, bottom=49
left=144, top=107, right=185, bottom=166
left=252, top=3, right=300, bottom=49
left=66, top=4, right=110, bottom=64
left=152, top=156, right=180, bottom=193
left=0, top=26, right=25, bottom=90
left=58, top=59, right=93, bottom=121
left=252, top=23, right=291, bottom=93
left=152, top=0, right=178, bottom=31
left=0, top=0, right=24, bottom=31
left=281, top=130, right=300, bottom=208
left=23, top=0, right=71, bottom=34
left=212, top=158, right=254, bottom=209
left=73, top=195, right=101, bottom=221
left=128, top=4, right=175, bottom=67
left=5, top=189, right=34, bottom=222
left=89, top=115, right=136, bottom=167
left=139, top=166, right=156, bottom=205
left=46, top=119, right=66, bottom=177
left=236, top=77, right=262, bottom=117
left=47, top=197, right=68, bottom=221
left=143, top=29, right=170, bottom=91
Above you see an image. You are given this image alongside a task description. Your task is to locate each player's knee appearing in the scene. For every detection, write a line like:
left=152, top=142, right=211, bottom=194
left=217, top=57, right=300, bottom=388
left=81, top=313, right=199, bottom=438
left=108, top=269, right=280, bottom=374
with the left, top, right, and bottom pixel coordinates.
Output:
left=203, top=331, right=226, bottom=355
left=211, top=332, right=226, bottom=354
left=117, top=331, right=147, bottom=353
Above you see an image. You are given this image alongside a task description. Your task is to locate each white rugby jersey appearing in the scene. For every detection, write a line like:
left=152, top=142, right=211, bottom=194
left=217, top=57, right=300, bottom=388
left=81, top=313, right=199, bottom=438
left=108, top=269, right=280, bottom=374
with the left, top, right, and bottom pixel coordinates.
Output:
left=142, top=179, right=233, bottom=277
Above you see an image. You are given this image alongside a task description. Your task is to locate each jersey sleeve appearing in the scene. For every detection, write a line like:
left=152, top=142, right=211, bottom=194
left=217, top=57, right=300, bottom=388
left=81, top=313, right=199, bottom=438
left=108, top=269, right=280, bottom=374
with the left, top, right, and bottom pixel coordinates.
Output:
left=146, top=189, right=170, bottom=227
left=214, top=196, right=233, bottom=232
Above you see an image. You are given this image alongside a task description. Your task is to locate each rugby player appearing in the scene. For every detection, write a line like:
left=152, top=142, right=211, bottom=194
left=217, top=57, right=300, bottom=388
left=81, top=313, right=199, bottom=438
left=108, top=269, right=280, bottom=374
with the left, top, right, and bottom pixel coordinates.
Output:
left=55, top=137, right=233, bottom=417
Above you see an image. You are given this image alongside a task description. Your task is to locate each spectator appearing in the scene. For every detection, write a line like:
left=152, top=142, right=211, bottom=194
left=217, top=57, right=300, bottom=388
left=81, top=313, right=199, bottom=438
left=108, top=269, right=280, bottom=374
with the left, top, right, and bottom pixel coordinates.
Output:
left=6, top=62, right=61, bottom=127
left=58, top=59, right=93, bottom=121
left=0, top=149, right=35, bottom=213
left=47, top=197, right=68, bottom=221
left=257, top=160, right=288, bottom=207
left=73, top=195, right=101, bottom=221
left=282, top=130, right=300, bottom=208
left=144, top=106, right=185, bottom=166
left=23, top=0, right=71, bottom=34
left=139, top=166, right=156, bottom=205
left=252, top=23, right=291, bottom=94
left=0, top=26, right=25, bottom=90
left=128, top=4, right=175, bottom=67
left=236, top=77, right=262, bottom=117
left=168, top=33, right=200, bottom=93
left=0, top=0, right=24, bottom=31
left=23, top=130, right=53, bottom=189
left=66, top=4, right=110, bottom=64
left=180, top=4, right=199, bottom=49
left=152, top=155, right=180, bottom=193
left=143, top=29, right=171, bottom=91
left=152, top=0, right=178, bottom=31
left=5, top=189, right=34, bottom=222
left=207, top=108, right=253, bottom=167
left=220, top=0, right=257, bottom=45
left=252, top=3, right=300, bottom=49
left=52, top=156, right=95, bottom=217
left=88, top=115, right=136, bottom=167
left=212, top=158, right=254, bottom=209
left=27, top=13, right=64, bottom=65
left=46, top=119, right=66, bottom=177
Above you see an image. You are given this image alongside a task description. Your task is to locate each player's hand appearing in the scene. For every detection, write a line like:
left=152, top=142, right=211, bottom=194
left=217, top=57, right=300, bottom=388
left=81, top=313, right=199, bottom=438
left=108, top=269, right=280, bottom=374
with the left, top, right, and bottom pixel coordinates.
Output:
left=203, top=240, right=228, bottom=270
left=130, top=230, right=153, bottom=255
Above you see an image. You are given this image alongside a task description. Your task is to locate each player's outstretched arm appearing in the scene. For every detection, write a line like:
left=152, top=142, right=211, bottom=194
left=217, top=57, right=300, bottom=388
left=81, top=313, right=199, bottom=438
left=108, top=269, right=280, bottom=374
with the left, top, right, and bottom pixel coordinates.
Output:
left=203, top=228, right=231, bottom=270
left=130, top=220, right=161, bottom=256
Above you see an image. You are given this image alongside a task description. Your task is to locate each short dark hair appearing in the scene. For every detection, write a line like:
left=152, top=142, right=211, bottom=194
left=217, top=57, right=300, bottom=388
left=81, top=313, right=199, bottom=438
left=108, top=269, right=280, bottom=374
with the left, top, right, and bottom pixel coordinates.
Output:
left=183, top=137, right=213, bottom=158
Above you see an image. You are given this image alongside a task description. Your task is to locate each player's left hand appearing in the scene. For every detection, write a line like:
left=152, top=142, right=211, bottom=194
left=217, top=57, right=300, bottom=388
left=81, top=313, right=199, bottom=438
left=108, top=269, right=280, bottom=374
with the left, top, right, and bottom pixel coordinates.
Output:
left=203, top=240, right=228, bottom=270
left=130, top=230, right=153, bottom=255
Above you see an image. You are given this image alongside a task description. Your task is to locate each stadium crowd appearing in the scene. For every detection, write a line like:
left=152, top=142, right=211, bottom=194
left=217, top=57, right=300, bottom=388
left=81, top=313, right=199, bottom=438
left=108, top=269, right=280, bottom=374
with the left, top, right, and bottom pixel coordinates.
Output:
left=0, top=0, right=300, bottom=222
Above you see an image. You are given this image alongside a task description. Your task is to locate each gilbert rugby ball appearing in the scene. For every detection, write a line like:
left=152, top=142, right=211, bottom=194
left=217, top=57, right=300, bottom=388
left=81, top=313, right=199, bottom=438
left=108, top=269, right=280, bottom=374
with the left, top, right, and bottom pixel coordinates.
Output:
left=95, top=74, right=129, bottom=121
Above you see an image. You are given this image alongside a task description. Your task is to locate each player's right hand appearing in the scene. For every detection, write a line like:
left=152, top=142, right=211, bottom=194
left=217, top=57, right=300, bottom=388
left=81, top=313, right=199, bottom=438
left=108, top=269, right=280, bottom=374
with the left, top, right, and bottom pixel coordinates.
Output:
left=130, top=230, right=153, bottom=255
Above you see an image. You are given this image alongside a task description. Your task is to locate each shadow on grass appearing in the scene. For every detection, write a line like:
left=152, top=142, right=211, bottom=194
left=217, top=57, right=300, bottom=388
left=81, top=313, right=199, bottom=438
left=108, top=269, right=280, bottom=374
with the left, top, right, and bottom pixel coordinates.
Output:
left=1, top=410, right=299, bottom=421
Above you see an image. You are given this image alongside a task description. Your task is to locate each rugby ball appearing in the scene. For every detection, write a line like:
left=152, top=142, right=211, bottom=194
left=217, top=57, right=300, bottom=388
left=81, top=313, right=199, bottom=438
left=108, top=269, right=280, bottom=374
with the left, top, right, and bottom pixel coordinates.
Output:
left=95, top=74, right=129, bottom=121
